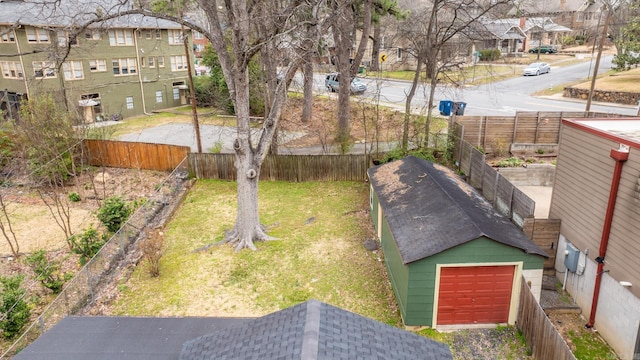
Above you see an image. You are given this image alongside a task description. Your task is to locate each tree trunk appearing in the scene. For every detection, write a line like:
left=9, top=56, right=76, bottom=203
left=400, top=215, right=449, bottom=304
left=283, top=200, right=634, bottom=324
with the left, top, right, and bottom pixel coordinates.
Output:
left=332, top=0, right=372, bottom=153
left=301, top=56, right=313, bottom=123
left=370, top=23, right=381, bottom=71
left=424, top=69, right=439, bottom=148
left=403, top=55, right=423, bottom=150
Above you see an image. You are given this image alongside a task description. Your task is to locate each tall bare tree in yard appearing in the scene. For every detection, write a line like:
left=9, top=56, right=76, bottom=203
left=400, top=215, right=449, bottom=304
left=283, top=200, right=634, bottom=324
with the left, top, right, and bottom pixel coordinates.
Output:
left=328, top=0, right=372, bottom=153
left=110, top=0, right=321, bottom=250
left=395, top=0, right=511, bottom=150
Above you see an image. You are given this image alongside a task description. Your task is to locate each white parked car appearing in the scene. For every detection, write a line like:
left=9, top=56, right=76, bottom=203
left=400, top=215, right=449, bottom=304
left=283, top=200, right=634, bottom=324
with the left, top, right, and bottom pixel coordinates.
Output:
left=325, top=73, right=367, bottom=94
left=523, top=62, right=551, bottom=76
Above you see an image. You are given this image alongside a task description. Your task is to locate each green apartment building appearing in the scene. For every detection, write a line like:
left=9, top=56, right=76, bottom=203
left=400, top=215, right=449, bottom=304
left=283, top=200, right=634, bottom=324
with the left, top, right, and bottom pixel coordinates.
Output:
left=0, top=1, right=194, bottom=122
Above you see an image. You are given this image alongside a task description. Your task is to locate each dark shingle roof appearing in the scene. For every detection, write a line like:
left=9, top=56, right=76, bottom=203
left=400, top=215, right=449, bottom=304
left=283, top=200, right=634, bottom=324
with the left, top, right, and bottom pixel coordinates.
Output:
left=180, top=299, right=452, bottom=360
left=14, top=300, right=451, bottom=360
left=367, top=156, right=547, bottom=264
left=13, top=316, right=253, bottom=360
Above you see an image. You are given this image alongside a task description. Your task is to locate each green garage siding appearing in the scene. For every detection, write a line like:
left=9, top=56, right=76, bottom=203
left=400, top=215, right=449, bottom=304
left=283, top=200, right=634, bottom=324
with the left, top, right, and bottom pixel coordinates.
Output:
left=380, top=216, right=410, bottom=323
left=403, top=237, right=544, bottom=326
left=367, top=157, right=547, bottom=327
left=369, top=186, right=379, bottom=234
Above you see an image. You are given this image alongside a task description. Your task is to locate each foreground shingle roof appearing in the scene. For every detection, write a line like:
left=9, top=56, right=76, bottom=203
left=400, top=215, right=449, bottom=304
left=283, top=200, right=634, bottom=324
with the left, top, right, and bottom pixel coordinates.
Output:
left=14, top=300, right=451, bottom=360
left=180, top=299, right=452, bottom=360
left=367, top=156, right=548, bottom=264
left=13, top=316, right=253, bottom=360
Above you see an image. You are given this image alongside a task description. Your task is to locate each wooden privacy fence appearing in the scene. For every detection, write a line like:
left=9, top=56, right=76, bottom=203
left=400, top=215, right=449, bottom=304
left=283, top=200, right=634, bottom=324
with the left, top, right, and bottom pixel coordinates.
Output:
left=83, top=139, right=190, bottom=171
left=455, top=111, right=620, bottom=154
left=457, top=139, right=535, bottom=227
left=189, top=153, right=371, bottom=181
left=518, top=277, right=576, bottom=360
left=523, top=218, right=561, bottom=270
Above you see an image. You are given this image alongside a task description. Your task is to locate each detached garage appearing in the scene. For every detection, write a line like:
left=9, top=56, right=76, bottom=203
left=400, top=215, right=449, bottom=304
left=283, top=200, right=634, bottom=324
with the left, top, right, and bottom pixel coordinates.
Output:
left=368, top=156, right=547, bottom=328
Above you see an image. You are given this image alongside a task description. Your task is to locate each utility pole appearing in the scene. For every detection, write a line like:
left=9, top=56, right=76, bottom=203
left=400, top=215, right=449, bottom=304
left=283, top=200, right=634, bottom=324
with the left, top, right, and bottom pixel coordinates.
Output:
left=586, top=10, right=610, bottom=112
left=183, top=26, right=202, bottom=153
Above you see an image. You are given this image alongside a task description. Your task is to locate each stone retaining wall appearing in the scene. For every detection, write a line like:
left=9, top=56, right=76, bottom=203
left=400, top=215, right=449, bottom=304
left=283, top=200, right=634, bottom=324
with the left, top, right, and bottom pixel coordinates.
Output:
left=563, top=86, right=640, bottom=105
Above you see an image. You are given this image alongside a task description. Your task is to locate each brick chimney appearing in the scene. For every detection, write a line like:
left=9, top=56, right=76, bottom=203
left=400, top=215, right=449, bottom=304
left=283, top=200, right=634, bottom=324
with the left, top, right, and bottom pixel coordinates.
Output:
left=520, top=16, right=526, bottom=29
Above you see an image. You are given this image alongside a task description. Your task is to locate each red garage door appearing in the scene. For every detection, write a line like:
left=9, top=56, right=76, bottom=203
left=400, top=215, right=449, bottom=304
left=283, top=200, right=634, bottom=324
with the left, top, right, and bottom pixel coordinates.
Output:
left=437, top=265, right=515, bottom=325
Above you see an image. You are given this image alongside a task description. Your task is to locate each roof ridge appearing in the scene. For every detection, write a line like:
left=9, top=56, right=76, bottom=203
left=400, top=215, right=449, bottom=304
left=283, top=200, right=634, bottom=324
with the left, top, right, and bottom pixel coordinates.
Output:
left=300, top=299, right=321, bottom=360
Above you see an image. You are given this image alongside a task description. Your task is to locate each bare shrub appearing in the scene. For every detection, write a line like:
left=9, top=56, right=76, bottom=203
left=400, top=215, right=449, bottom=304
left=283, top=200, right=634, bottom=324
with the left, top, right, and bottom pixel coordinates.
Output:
left=140, top=230, right=165, bottom=277
left=491, top=138, right=510, bottom=158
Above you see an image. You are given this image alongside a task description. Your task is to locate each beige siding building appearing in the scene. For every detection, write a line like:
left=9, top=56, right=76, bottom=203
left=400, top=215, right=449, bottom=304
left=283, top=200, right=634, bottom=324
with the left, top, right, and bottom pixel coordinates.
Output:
left=550, top=118, right=640, bottom=360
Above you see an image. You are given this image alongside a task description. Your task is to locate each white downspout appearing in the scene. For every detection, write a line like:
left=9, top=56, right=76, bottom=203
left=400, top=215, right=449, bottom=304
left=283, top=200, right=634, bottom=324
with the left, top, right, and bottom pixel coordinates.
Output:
left=134, top=29, right=152, bottom=115
left=14, top=26, right=30, bottom=98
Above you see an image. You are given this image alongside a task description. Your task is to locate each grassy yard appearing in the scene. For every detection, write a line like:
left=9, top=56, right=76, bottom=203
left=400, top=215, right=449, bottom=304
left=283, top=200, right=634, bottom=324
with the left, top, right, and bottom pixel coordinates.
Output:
left=111, top=180, right=400, bottom=325
left=108, top=179, right=537, bottom=359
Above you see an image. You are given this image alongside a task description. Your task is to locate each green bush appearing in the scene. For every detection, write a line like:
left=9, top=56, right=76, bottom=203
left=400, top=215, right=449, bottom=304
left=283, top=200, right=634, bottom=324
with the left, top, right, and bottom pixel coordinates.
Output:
left=0, top=130, right=16, bottom=170
left=69, top=226, right=108, bottom=265
left=479, top=48, right=501, bottom=62
left=68, top=192, right=81, bottom=202
left=0, top=275, right=31, bottom=339
left=97, top=196, right=131, bottom=233
left=25, top=250, right=70, bottom=293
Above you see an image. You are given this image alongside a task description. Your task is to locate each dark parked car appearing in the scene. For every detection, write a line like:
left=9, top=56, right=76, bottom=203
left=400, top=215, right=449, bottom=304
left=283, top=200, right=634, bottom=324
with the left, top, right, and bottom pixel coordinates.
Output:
left=325, top=73, right=367, bottom=94
left=528, top=45, right=558, bottom=54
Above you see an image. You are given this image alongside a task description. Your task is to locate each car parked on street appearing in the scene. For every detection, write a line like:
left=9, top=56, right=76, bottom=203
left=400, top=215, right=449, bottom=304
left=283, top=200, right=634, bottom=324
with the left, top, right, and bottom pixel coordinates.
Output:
left=523, top=62, right=551, bottom=76
left=528, top=45, right=558, bottom=54
left=325, top=73, right=367, bottom=94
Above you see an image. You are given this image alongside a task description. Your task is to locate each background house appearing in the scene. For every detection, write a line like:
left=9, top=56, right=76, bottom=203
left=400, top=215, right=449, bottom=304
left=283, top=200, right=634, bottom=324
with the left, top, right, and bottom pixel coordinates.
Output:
left=368, top=156, right=547, bottom=328
left=0, top=0, right=195, bottom=122
left=490, top=17, right=572, bottom=51
left=550, top=118, right=640, bottom=360
left=14, top=300, right=453, bottom=360
left=513, top=0, right=607, bottom=39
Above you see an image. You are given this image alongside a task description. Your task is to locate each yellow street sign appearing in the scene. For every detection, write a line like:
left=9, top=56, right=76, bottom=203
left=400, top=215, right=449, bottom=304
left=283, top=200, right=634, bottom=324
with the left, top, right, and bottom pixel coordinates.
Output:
left=380, top=54, right=387, bottom=62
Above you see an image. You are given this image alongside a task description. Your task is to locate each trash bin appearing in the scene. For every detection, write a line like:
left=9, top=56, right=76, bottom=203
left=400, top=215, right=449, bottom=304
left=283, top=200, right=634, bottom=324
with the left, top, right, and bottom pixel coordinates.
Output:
left=453, top=101, right=467, bottom=116
left=358, top=65, right=365, bottom=74
left=439, top=100, right=453, bottom=116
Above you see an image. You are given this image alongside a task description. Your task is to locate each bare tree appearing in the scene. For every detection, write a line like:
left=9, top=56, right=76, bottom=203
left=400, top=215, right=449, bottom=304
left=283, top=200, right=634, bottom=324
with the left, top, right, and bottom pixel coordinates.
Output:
left=0, top=195, right=19, bottom=258
left=328, top=0, right=372, bottom=153
left=395, top=0, right=511, bottom=150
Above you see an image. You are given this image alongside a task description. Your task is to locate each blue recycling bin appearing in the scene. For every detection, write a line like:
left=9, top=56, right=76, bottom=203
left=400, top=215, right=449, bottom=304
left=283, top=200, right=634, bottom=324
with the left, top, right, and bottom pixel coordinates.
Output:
left=453, top=101, right=467, bottom=116
left=439, top=100, right=453, bottom=116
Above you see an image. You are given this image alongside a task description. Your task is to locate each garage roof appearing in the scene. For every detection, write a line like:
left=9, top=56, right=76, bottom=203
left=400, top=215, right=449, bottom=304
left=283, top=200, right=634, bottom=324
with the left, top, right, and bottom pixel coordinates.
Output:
left=368, top=156, right=547, bottom=264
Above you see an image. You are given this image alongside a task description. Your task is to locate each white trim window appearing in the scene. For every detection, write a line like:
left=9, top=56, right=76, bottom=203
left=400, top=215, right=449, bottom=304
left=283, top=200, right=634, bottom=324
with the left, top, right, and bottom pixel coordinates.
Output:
left=0, top=27, right=16, bottom=43
left=62, top=61, right=84, bottom=80
left=84, top=30, right=101, bottom=40
left=155, top=90, right=163, bottom=103
left=148, top=57, right=155, bottom=68
left=397, top=48, right=403, bottom=61
left=170, top=55, right=188, bottom=71
left=173, top=88, right=180, bottom=100
left=33, top=61, right=56, bottom=78
left=157, top=56, right=165, bottom=68
left=89, top=59, right=107, bottom=72
left=108, top=29, right=134, bottom=46
left=112, top=58, right=137, bottom=75
left=26, top=27, right=50, bottom=43
left=145, top=29, right=161, bottom=39
left=126, top=96, right=134, bottom=109
left=167, top=29, right=184, bottom=45
left=57, top=31, right=78, bottom=47
left=0, top=61, right=23, bottom=79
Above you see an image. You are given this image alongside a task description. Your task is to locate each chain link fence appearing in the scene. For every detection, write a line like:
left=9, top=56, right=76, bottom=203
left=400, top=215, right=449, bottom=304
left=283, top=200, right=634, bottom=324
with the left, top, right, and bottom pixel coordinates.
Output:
left=1, top=158, right=190, bottom=358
